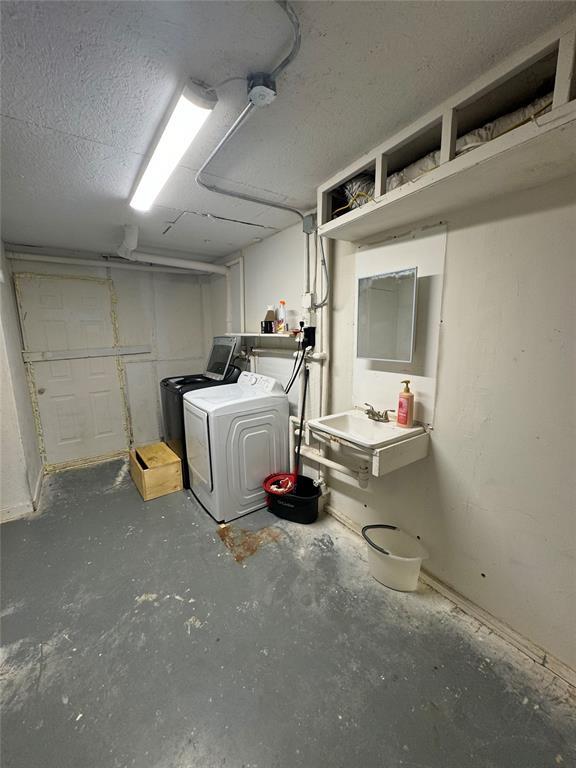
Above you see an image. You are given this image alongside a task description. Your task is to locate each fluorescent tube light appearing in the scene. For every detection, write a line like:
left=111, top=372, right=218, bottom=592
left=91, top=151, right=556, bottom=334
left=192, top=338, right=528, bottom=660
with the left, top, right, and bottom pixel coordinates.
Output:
left=130, top=89, right=214, bottom=212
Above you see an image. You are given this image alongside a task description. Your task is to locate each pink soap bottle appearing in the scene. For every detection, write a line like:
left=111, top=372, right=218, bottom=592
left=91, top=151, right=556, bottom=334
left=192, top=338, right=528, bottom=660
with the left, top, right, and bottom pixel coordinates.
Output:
left=397, top=380, right=414, bottom=428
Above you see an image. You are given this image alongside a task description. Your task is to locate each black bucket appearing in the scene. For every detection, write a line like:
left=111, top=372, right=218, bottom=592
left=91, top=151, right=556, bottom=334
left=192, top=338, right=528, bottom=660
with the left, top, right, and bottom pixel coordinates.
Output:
left=267, top=475, right=321, bottom=525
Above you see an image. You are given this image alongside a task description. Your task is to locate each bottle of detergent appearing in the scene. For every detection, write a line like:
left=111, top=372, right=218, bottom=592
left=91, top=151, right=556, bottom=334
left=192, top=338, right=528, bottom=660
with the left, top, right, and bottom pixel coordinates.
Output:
left=277, top=300, right=287, bottom=332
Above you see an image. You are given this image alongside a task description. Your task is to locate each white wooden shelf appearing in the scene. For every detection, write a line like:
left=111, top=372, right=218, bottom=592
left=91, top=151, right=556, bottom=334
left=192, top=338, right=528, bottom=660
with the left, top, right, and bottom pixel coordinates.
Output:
left=318, top=103, right=576, bottom=243
left=227, top=332, right=296, bottom=339
left=317, top=17, right=576, bottom=244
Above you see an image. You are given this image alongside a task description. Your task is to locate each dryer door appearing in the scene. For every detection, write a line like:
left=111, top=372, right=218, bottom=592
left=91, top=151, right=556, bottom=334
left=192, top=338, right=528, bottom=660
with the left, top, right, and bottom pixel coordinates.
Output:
left=184, top=404, right=213, bottom=492
left=225, top=408, right=288, bottom=515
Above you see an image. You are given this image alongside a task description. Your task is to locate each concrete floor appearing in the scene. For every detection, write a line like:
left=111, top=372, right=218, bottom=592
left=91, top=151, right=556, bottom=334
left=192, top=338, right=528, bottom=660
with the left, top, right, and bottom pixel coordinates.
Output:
left=1, top=459, right=575, bottom=768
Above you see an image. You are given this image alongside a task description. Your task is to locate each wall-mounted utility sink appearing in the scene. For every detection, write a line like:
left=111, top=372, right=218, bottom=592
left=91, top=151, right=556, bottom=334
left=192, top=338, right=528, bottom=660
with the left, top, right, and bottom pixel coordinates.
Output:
left=305, top=409, right=429, bottom=479
left=307, top=410, right=424, bottom=450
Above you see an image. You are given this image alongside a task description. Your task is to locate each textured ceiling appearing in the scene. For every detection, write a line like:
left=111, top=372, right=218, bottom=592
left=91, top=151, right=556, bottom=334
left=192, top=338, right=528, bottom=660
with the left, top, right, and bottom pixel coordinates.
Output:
left=1, top=1, right=574, bottom=260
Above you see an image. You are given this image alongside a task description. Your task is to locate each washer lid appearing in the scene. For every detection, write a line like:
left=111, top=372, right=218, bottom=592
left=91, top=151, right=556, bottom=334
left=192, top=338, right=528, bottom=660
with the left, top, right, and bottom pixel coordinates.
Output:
left=185, top=384, right=245, bottom=403
left=183, top=383, right=287, bottom=413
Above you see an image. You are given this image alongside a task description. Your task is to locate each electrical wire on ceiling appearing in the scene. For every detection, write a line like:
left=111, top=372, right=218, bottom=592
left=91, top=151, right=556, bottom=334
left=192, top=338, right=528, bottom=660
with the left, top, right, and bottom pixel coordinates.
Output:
left=157, top=206, right=280, bottom=235
left=194, top=0, right=304, bottom=223
left=193, top=2, right=301, bottom=96
left=190, top=1, right=330, bottom=315
left=205, top=76, right=247, bottom=93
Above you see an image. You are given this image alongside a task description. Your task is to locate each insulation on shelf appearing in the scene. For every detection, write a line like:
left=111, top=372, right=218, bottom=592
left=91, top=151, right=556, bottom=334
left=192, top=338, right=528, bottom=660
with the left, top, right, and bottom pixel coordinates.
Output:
left=332, top=90, right=553, bottom=219
left=385, top=91, right=553, bottom=192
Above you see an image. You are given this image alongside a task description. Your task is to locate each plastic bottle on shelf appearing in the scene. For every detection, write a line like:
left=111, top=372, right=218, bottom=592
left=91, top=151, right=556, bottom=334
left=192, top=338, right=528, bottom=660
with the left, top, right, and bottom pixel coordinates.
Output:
left=277, top=300, right=287, bottom=333
left=397, top=380, right=414, bottom=427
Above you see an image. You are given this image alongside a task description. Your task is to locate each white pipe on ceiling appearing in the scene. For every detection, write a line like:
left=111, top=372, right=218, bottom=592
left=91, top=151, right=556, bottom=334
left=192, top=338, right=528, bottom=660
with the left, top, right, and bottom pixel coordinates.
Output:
left=128, top=250, right=228, bottom=276
left=116, top=225, right=228, bottom=276
left=5, top=252, right=204, bottom=276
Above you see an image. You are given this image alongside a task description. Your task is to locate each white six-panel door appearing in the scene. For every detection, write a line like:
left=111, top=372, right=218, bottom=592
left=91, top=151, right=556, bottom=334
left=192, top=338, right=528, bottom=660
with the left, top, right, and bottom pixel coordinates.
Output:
left=15, top=274, right=128, bottom=466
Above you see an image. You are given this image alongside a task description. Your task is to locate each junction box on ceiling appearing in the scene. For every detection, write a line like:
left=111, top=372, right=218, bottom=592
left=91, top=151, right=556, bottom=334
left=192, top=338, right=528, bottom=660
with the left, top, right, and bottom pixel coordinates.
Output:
left=247, top=73, right=277, bottom=107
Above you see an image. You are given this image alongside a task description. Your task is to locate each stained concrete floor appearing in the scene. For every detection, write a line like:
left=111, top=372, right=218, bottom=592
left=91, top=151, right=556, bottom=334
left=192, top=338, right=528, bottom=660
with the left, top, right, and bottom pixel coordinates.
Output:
left=1, top=459, right=575, bottom=768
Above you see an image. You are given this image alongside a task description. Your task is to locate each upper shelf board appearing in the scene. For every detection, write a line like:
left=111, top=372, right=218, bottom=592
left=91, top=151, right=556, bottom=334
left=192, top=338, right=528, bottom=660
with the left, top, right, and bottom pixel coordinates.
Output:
left=318, top=102, right=576, bottom=244
left=226, top=332, right=296, bottom=338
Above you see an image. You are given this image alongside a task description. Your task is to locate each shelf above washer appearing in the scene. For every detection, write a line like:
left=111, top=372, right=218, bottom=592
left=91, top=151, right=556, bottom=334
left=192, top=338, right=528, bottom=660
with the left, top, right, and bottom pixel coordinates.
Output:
left=226, top=332, right=297, bottom=339
left=318, top=104, right=576, bottom=244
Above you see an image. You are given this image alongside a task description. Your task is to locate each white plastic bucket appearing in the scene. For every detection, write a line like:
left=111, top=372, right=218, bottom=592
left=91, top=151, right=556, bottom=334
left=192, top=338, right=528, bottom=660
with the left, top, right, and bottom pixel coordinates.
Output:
left=362, top=525, right=428, bottom=592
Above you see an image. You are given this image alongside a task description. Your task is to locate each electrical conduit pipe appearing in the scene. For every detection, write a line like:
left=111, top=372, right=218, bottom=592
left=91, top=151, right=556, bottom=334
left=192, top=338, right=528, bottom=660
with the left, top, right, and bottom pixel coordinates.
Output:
left=225, top=254, right=245, bottom=333
left=194, top=1, right=304, bottom=224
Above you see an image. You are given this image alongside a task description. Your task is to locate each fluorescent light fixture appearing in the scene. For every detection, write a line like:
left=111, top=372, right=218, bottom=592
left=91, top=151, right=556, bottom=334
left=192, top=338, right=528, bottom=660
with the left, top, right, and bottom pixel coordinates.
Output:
left=130, top=86, right=215, bottom=212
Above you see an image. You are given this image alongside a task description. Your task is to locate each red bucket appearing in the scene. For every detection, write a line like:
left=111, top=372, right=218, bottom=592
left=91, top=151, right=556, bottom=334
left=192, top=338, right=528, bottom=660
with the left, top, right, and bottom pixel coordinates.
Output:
left=262, top=472, right=296, bottom=495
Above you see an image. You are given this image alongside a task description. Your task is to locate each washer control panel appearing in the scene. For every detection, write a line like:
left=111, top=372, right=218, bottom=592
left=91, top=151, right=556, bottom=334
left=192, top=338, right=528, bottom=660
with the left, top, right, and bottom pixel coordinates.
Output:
left=238, top=371, right=284, bottom=394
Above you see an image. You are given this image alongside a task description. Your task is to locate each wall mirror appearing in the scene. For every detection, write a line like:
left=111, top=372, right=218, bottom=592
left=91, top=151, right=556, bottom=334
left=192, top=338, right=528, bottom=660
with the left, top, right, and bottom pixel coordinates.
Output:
left=357, top=267, right=418, bottom=363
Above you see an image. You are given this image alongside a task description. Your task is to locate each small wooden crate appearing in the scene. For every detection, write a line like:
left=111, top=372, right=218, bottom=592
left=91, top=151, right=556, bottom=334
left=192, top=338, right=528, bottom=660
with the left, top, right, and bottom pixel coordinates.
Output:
left=129, top=442, right=183, bottom=501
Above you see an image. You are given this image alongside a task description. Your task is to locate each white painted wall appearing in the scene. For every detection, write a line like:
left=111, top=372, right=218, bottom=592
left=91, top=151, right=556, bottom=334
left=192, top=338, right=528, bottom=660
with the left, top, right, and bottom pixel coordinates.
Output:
left=7, top=256, right=208, bottom=449
left=0, top=327, right=33, bottom=520
left=0, top=244, right=43, bottom=519
left=239, top=224, right=321, bottom=419
left=105, top=266, right=207, bottom=445
left=328, top=174, right=576, bottom=670
left=244, top=226, right=306, bottom=333
left=354, top=226, right=446, bottom=425
left=205, top=225, right=329, bottom=421
left=203, top=273, right=229, bottom=344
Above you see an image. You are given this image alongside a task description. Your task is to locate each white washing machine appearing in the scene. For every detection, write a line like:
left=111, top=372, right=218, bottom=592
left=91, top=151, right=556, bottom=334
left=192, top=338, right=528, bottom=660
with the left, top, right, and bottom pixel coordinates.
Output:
left=183, top=371, right=289, bottom=523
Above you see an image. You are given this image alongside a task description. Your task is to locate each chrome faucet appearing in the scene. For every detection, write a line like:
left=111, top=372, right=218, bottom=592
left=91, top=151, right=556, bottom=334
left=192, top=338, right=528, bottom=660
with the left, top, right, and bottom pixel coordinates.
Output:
left=364, top=403, right=395, bottom=422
